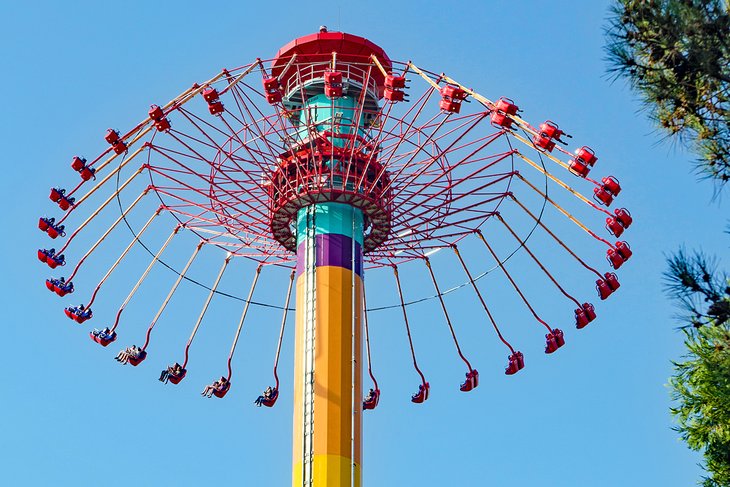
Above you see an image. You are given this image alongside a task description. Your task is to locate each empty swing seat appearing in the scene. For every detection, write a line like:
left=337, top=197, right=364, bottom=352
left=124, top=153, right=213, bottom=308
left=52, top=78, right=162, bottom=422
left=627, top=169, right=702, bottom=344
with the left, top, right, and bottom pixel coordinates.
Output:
left=79, top=166, right=96, bottom=181
left=569, top=158, right=590, bottom=178
left=593, top=186, right=614, bottom=206
left=148, top=104, right=165, bottom=120
left=601, top=176, right=621, bottom=196
left=363, top=388, right=381, bottom=410
left=596, top=272, right=620, bottom=300
left=614, top=208, right=632, bottom=228
left=575, top=302, right=597, bottom=329
left=90, top=330, right=117, bottom=346
left=460, top=369, right=479, bottom=392
left=49, top=188, right=63, bottom=202
left=38, top=217, right=51, bottom=231
left=411, top=382, right=430, bottom=404
left=505, top=351, right=525, bottom=375
left=545, top=328, right=565, bottom=354
left=324, top=71, right=343, bottom=98
left=384, top=88, right=405, bottom=102
left=58, top=195, right=74, bottom=211
left=490, top=97, right=519, bottom=128
left=385, top=74, right=406, bottom=90
left=261, top=388, right=279, bottom=407
left=575, top=146, right=598, bottom=166
left=605, top=216, right=625, bottom=237
left=71, top=156, right=86, bottom=171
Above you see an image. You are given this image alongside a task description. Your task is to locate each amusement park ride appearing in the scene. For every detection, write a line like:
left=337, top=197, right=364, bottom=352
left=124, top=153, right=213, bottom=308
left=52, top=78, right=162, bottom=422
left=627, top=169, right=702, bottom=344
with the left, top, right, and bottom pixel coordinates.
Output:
left=38, top=28, right=633, bottom=486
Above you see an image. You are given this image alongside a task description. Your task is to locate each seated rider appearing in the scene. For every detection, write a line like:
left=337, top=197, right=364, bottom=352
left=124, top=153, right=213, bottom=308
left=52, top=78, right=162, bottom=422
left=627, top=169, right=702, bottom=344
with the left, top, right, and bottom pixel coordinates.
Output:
left=201, top=376, right=228, bottom=398
left=92, top=327, right=112, bottom=339
left=254, top=386, right=274, bottom=407
left=159, top=362, right=183, bottom=383
left=215, top=376, right=229, bottom=392
left=365, top=388, right=376, bottom=402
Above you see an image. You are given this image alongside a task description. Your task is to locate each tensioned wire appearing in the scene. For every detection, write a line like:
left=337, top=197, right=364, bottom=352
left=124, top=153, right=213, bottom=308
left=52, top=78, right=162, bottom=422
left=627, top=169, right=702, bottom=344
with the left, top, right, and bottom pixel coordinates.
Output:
left=114, top=118, right=549, bottom=312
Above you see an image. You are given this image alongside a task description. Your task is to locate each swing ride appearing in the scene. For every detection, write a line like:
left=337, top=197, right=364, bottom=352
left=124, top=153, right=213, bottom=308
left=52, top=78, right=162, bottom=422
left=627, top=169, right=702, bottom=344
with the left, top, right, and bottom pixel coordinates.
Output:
left=37, top=29, right=633, bottom=486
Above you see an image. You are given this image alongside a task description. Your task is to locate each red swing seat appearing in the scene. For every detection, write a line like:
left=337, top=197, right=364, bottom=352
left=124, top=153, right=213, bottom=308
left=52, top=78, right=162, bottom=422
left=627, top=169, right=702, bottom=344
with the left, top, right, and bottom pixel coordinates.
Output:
left=569, top=158, right=590, bottom=178
left=605, top=216, right=624, bottom=237
left=58, top=284, right=72, bottom=297
left=459, top=369, right=479, bottom=392
left=593, top=186, right=614, bottom=206
left=505, top=351, right=525, bottom=375
left=363, top=388, right=381, bottom=410
left=324, top=71, right=343, bottom=98
left=213, top=382, right=231, bottom=398
left=574, top=146, right=598, bottom=166
left=38, top=218, right=51, bottom=231
left=90, top=331, right=117, bottom=346
left=38, top=249, right=48, bottom=263
left=167, top=369, right=187, bottom=384
left=58, top=196, right=73, bottom=211
left=128, top=350, right=147, bottom=366
left=596, top=272, right=620, bottom=300
left=49, top=188, right=63, bottom=202
left=79, top=167, right=95, bottom=181
left=490, top=97, right=519, bottom=128
left=614, top=208, right=632, bottom=228
left=601, top=176, right=621, bottom=196
left=574, top=302, right=597, bottom=329
left=46, top=254, right=63, bottom=269
left=411, top=382, right=430, bottom=404
left=261, top=388, right=279, bottom=407
left=71, top=156, right=86, bottom=171
left=545, top=328, right=565, bottom=354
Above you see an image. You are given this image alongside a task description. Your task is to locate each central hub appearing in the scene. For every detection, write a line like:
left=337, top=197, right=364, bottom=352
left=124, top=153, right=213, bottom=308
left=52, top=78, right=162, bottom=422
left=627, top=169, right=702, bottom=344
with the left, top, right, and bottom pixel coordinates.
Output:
left=267, top=32, right=395, bottom=253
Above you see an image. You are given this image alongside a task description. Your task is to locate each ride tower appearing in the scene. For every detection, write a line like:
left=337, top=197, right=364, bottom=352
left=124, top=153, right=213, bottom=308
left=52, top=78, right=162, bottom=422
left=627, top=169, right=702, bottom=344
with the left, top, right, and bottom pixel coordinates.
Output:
left=268, top=31, right=393, bottom=487
left=38, top=24, right=635, bottom=487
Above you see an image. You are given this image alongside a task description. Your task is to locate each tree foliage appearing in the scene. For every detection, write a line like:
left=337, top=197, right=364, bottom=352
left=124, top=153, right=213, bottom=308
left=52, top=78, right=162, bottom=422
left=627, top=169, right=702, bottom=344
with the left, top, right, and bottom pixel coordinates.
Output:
left=665, top=247, right=730, bottom=485
left=606, top=0, right=730, bottom=186
left=671, top=324, right=730, bottom=486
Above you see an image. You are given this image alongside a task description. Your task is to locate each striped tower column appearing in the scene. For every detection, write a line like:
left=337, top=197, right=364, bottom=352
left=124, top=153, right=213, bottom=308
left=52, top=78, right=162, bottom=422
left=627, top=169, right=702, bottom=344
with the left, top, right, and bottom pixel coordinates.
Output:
left=293, top=202, right=364, bottom=487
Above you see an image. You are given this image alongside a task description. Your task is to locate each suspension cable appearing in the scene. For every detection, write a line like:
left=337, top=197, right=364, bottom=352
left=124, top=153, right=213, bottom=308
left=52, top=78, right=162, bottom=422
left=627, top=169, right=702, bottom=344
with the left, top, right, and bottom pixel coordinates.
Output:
left=514, top=151, right=608, bottom=214
left=66, top=144, right=148, bottom=202
left=474, top=230, right=552, bottom=333
left=423, top=257, right=473, bottom=372
left=516, top=173, right=613, bottom=247
left=109, top=225, right=181, bottom=332
left=181, top=254, right=231, bottom=368
left=66, top=189, right=150, bottom=282
left=393, top=265, right=427, bottom=386
left=57, top=166, right=146, bottom=254
left=86, top=207, right=162, bottom=308
left=141, top=241, right=205, bottom=351
left=272, top=269, right=295, bottom=390
left=362, top=287, right=379, bottom=392
left=493, top=217, right=583, bottom=307
left=452, top=245, right=515, bottom=353
left=510, top=194, right=604, bottom=279
left=226, top=265, right=262, bottom=380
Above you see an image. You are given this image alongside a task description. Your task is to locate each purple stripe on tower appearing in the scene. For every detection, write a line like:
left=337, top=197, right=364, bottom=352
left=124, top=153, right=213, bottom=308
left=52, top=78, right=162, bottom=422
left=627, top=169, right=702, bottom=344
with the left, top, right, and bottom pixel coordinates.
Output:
left=296, top=234, right=363, bottom=277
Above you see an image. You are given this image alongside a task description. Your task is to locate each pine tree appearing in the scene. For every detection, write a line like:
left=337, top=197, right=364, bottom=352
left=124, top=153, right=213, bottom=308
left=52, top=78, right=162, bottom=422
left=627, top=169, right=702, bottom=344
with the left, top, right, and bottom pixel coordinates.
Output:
left=665, top=248, right=730, bottom=485
left=605, top=0, right=730, bottom=186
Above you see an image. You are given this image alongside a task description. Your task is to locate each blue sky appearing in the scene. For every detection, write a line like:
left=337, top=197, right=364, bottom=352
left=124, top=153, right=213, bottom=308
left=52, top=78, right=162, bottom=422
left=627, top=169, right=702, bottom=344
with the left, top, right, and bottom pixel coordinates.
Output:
left=2, top=1, right=727, bottom=486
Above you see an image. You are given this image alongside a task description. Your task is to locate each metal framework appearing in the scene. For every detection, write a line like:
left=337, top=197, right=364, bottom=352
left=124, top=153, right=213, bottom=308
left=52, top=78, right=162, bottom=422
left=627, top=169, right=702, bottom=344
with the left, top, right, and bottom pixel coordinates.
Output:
left=38, top=29, right=634, bottom=487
